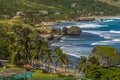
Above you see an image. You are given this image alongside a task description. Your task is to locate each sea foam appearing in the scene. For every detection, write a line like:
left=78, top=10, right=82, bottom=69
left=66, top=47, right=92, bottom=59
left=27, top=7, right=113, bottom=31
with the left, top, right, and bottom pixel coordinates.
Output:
left=83, top=30, right=112, bottom=39
left=65, top=23, right=107, bottom=29
left=109, top=30, right=120, bottom=34
left=60, top=46, right=92, bottom=57
left=91, top=38, right=120, bottom=46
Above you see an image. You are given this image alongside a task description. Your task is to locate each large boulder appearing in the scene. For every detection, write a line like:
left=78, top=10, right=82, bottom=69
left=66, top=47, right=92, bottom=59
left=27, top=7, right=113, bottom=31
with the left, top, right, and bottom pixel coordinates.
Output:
left=67, top=26, right=82, bottom=36
left=88, top=46, right=120, bottom=67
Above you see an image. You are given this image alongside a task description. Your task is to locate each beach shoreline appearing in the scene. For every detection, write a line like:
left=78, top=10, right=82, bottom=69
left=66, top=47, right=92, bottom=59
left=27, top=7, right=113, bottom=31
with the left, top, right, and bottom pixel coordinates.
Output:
left=50, top=16, right=120, bottom=61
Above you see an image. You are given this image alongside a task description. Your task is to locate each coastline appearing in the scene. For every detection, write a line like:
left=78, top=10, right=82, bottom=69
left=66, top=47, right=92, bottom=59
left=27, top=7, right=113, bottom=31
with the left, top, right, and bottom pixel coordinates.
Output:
left=50, top=16, right=120, bottom=61
left=53, top=16, right=120, bottom=24
left=94, top=15, right=120, bottom=18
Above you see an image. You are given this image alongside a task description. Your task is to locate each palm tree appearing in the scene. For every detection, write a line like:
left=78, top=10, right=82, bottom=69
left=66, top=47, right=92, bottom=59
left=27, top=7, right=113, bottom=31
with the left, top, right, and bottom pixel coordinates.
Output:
left=54, top=47, right=70, bottom=73
left=79, top=56, right=91, bottom=78
left=61, top=53, right=70, bottom=74
left=32, top=37, right=49, bottom=65
left=0, top=26, right=10, bottom=60
left=9, top=25, right=33, bottom=63
left=44, top=50, right=53, bottom=72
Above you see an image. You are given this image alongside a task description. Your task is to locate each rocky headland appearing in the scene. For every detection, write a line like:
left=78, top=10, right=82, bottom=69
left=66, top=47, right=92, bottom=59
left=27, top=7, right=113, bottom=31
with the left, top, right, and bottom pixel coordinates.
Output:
left=88, top=46, right=120, bottom=67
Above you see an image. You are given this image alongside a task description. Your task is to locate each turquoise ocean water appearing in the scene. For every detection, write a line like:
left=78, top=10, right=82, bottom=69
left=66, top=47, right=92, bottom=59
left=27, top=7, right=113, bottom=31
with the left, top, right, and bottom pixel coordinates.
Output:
left=51, top=17, right=120, bottom=58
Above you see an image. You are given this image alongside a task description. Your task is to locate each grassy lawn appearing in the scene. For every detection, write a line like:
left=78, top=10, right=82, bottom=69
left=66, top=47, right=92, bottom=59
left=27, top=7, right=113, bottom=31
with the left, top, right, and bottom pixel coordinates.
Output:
left=33, top=70, right=59, bottom=78
left=33, top=70, right=74, bottom=79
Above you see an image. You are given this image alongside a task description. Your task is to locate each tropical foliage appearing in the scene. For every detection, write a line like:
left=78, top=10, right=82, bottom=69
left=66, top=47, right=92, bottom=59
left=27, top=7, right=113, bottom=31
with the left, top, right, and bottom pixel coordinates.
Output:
left=78, top=46, right=120, bottom=80
left=86, top=66, right=120, bottom=80
left=0, top=19, right=69, bottom=69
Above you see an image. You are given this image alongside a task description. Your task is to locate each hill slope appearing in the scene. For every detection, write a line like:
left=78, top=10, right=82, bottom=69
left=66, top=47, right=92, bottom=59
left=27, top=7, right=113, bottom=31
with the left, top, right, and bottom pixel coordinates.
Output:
left=99, top=0, right=120, bottom=7
left=0, top=0, right=120, bottom=23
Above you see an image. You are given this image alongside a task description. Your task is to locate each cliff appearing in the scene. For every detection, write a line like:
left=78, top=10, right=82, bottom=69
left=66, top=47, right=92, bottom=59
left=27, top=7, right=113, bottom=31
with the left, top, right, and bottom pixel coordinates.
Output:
left=88, top=46, right=120, bottom=67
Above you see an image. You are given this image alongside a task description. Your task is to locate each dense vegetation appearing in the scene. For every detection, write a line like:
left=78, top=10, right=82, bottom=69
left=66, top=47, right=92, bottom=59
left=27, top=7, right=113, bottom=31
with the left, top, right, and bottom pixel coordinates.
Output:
left=79, top=46, right=120, bottom=80
left=89, top=46, right=120, bottom=66
left=86, top=66, right=120, bottom=80
left=0, top=19, right=69, bottom=71
left=99, top=0, right=120, bottom=7
left=0, top=0, right=120, bottom=24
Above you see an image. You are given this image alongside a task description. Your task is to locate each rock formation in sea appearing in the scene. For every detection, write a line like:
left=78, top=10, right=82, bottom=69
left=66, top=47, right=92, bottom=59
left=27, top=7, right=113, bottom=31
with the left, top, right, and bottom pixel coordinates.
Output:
left=67, top=26, right=82, bottom=36
left=61, top=26, right=82, bottom=36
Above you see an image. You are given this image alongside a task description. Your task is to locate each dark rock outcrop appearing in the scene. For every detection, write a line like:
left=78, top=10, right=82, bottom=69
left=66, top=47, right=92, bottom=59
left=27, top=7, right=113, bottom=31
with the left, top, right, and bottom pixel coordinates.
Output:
left=62, top=27, right=68, bottom=35
left=51, top=28, right=61, bottom=35
left=77, top=17, right=95, bottom=21
left=67, top=26, right=82, bottom=36
left=88, top=46, right=120, bottom=67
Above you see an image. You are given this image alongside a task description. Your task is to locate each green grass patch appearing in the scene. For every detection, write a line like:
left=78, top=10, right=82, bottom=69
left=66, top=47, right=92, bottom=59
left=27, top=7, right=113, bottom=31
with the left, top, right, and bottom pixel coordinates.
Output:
left=33, top=70, right=74, bottom=79
left=33, top=70, right=59, bottom=78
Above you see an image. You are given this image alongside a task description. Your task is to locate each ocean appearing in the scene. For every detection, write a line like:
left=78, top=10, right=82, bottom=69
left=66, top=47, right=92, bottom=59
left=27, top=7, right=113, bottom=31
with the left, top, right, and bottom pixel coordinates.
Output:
left=51, top=17, right=120, bottom=58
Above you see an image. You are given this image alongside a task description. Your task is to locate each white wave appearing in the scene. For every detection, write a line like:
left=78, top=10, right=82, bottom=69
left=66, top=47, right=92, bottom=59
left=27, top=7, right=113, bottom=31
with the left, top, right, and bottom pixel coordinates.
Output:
left=65, top=23, right=107, bottom=29
left=113, top=39, right=120, bottom=42
left=61, top=37, right=67, bottom=40
left=104, top=17, right=120, bottom=19
left=100, top=34, right=112, bottom=39
left=51, top=43, right=62, bottom=46
left=104, top=20, right=114, bottom=22
left=109, top=30, right=120, bottom=34
left=65, top=52, right=88, bottom=58
left=51, top=43, right=58, bottom=46
left=91, top=41, right=111, bottom=45
left=77, top=24, right=105, bottom=28
left=91, top=38, right=120, bottom=46
left=60, top=40, right=64, bottom=42
left=95, top=18, right=114, bottom=22
left=115, top=17, right=120, bottom=19
left=103, top=35, right=112, bottom=39
left=60, top=46, right=92, bottom=57
left=83, top=30, right=112, bottom=39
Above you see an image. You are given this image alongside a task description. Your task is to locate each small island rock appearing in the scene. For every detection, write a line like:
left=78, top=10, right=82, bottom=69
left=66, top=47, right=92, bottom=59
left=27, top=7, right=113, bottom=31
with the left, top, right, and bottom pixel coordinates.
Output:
left=67, top=26, right=82, bottom=36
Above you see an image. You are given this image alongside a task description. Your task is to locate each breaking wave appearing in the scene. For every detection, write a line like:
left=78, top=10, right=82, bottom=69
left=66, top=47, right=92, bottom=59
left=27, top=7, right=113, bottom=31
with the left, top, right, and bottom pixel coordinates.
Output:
left=91, top=38, right=120, bottom=46
left=83, top=30, right=112, bottom=39
left=109, top=30, right=120, bottom=34
left=65, top=23, right=107, bottom=29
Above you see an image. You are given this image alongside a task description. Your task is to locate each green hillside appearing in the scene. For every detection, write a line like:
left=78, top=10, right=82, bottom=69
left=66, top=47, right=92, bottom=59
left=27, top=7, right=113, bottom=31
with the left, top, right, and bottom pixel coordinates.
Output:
left=99, top=0, right=120, bottom=7
left=0, top=0, right=120, bottom=24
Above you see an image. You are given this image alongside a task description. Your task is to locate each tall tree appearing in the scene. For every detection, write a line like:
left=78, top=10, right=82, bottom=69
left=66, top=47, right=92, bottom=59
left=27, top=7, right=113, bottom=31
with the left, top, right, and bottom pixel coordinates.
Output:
left=54, top=47, right=70, bottom=72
